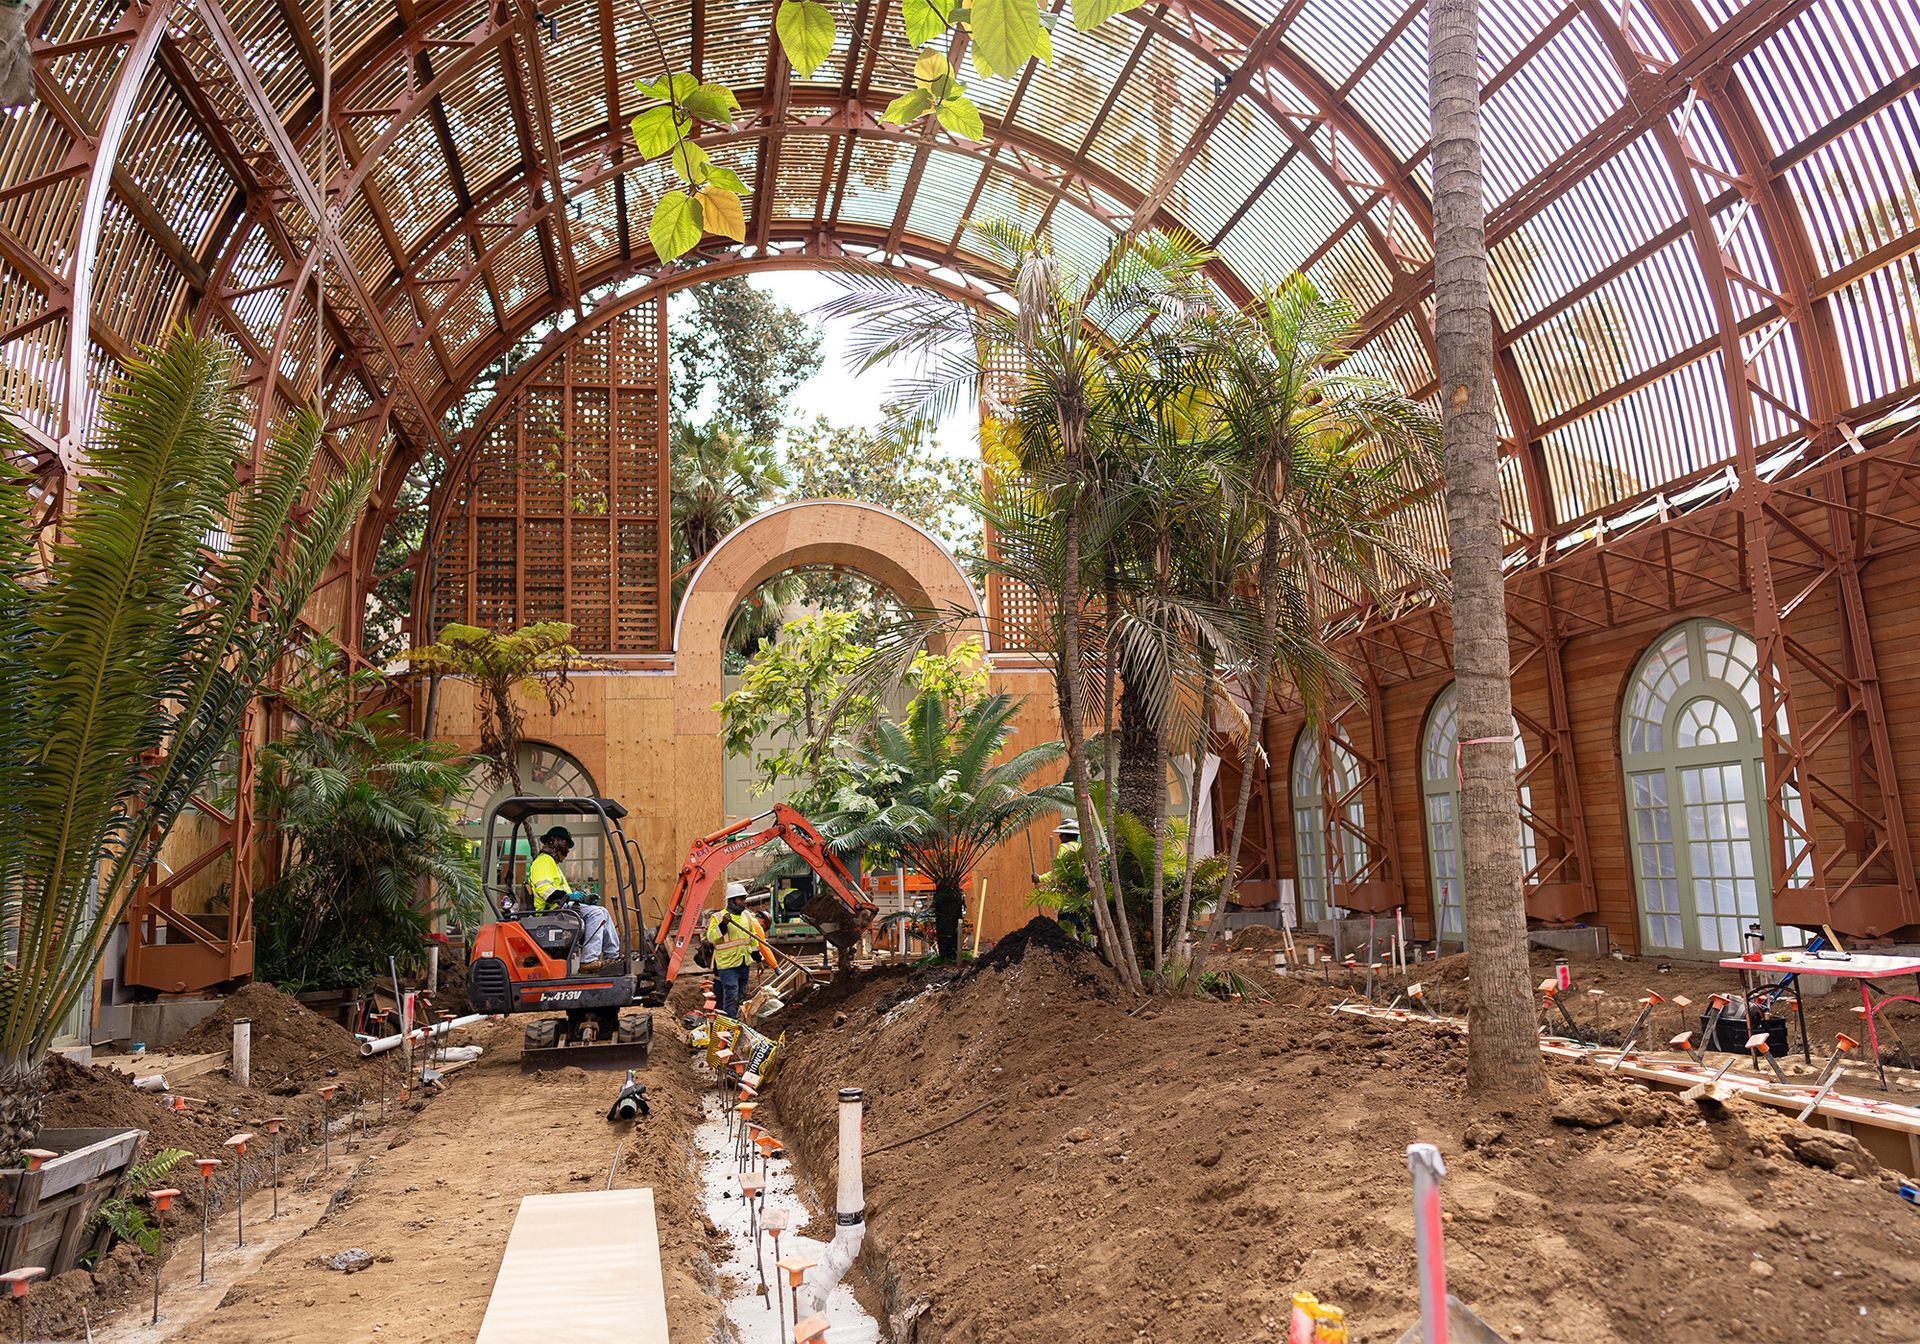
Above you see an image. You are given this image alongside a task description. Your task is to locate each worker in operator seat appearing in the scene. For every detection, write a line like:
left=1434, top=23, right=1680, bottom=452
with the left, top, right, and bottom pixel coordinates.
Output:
left=707, top=884, right=764, bottom=1020
left=528, top=826, right=623, bottom=970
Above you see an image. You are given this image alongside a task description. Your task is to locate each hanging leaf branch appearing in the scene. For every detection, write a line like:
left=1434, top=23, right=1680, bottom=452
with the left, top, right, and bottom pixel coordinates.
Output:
left=630, top=10, right=748, bottom=261
left=628, top=0, right=1148, bottom=252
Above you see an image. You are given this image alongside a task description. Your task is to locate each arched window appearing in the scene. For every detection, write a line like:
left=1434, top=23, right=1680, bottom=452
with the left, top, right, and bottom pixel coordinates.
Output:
left=1621, top=620, right=1785, bottom=957
left=1419, top=685, right=1537, bottom=944
left=1290, top=729, right=1364, bottom=924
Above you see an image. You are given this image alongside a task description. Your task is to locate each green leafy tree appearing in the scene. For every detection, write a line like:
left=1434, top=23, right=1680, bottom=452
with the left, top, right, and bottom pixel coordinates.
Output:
left=256, top=638, right=484, bottom=993
left=782, top=408, right=980, bottom=557
left=0, top=330, right=370, bottom=1155
left=672, top=279, right=824, bottom=443
left=404, top=621, right=585, bottom=793
left=719, top=612, right=879, bottom=814
left=817, top=689, right=1071, bottom=962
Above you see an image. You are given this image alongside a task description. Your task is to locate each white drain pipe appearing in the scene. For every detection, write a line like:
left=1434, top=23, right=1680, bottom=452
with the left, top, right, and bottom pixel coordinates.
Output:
left=802, top=1087, right=866, bottom=1315
left=358, top=1013, right=487, bottom=1056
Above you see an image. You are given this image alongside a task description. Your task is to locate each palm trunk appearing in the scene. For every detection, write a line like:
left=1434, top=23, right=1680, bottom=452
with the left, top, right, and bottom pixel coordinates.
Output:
left=1056, top=499, right=1131, bottom=983
left=1198, top=510, right=1282, bottom=976
left=1173, top=650, right=1215, bottom=972
left=0, top=1061, right=46, bottom=1162
left=1428, top=0, right=1546, bottom=1098
left=1099, top=570, right=1144, bottom=987
left=1148, top=708, right=1170, bottom=978
left=1117, top=679, right=1160, bottom=826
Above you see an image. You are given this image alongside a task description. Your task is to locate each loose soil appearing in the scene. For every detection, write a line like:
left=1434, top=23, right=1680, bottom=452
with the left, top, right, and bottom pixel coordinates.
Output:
left=29, top=986, right=439, bottom=1339
left=1220, top=932, right=1920, bottom=1069
left=771, top=918, right=1920, bottom=1344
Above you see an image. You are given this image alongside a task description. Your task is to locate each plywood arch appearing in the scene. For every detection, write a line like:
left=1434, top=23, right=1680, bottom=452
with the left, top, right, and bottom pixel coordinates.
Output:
left=672, top=500, right=988, bottom=738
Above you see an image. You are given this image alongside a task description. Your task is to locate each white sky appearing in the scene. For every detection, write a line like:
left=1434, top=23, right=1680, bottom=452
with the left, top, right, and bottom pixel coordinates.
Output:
left=710, top=271, right=981, bottom=462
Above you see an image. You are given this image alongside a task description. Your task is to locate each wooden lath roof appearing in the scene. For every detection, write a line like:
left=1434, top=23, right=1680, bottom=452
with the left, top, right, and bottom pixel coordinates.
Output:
left=6, top=0, right=1920, bottom=572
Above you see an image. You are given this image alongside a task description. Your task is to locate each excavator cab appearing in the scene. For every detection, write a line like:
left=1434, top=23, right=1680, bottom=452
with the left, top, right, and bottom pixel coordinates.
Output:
left=467, top=796, right=655, bottom=1069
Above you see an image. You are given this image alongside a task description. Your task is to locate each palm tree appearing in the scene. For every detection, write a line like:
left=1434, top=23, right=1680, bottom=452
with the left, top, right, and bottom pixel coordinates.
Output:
left=0, top=331, right=370, bottom=1155
left=255, top=637, right=484, bottom=992
left=818, top=224, right=1218, bottom=990
left=404, top=621, right=585, bottom=794
left=819, top=690, right=1073, bottom=962
left=1195, top=275, right=1442, bottom=972
left=1428, top=0, right=1547, bottom=1096
left=670, top=420, right=786, bottom=572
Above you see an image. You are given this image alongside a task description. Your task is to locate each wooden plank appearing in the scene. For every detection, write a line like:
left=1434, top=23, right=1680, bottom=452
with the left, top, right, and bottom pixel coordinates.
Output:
left=475, top=1189, right=669, bottom=1344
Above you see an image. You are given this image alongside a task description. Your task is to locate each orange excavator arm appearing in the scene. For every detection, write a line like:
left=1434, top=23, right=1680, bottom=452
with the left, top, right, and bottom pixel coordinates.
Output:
left=650, top=803, right=879, bottom=991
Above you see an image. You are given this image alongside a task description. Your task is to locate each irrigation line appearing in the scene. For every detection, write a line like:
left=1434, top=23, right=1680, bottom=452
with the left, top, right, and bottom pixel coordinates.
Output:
left=865, top=1096, right=1001, bottom=1156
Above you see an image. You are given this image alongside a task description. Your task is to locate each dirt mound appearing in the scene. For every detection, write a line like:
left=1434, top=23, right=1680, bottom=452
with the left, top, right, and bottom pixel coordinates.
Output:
left=974, top=916, right=1107, bottom=983
left=769, top=952, right=1920, bottom=1344
left=171, top=981, right=362, bottom=1081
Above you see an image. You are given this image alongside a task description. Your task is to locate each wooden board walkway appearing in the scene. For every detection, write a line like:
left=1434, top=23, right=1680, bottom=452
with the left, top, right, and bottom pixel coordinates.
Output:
left=475, top=1189, right=670, bottom=1344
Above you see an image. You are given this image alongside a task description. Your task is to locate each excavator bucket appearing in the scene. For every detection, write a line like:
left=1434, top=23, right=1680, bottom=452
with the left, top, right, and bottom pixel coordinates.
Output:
left=519, top=1012, right=654, bottom=1072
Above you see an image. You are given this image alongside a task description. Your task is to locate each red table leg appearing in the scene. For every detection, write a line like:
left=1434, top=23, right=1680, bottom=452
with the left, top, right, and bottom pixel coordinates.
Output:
left=1862, top=981, right=1889, bottom=1090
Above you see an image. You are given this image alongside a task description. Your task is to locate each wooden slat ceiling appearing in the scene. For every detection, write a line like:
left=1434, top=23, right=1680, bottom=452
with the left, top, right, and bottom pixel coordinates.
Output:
left=6, top=0, right=1920, bottom=577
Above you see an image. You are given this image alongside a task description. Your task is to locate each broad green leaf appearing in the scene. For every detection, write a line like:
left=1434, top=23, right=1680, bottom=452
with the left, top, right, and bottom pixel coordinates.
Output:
left=934, top=92, right=984, bottom=141
left=914, top=51, right=962, bottom=101
left=635, top=72, right=700, bottom=104
left=697, top=185, right=747, bottom=242
left=901, top=0, right=950, bottom=45
left=880, top=87, right=935, bottom=125
left=629, top=105, right=685, bottom=158
left=1067, top=0, right=1136, bottom=29
left=775, top=0, right=836, bottom=77
left=671, top=138, right=712, bottom=184
left=1034, top=23, right=1052, bottom=61
left=969, top=46, right=997, bottom=80
left=707, top=164, right=750, bottom=194
left=969, top=0, right=1046, bottom=78
left=681, top=82, right=741, bottom=123
left=649, top=191, right=702, bottom=261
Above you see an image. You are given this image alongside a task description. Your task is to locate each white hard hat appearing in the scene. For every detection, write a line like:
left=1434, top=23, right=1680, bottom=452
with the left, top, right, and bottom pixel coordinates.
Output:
left=725, top=882, right=749, bottom=901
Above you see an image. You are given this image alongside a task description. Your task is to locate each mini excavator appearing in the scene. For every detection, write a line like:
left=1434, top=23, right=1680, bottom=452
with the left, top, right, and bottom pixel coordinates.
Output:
left=467, top=798, right=875, bottom=1067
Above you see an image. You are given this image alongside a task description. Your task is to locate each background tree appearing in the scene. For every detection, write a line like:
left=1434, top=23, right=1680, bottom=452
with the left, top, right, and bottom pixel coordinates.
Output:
left=404, top=621, right=585, bottom=793
left=782, top=408, right=981, bottom=560
left=671, top=277, right=823, bottom=442
left=1428, top=0, right=1547, bottom=1097
left=719, top=612, right=879, bottom=815
left=670, top=420, right=787, bottom=577
left=817, top=689, right=1071, bottom=962
left=0, top=331, right=369, bottom=1155
left=255, top=638, right=483, bottom=992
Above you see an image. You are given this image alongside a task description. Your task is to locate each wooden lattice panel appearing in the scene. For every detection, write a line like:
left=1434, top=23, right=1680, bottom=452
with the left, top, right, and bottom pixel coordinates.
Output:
left=427, top=299, right=668, bottom=652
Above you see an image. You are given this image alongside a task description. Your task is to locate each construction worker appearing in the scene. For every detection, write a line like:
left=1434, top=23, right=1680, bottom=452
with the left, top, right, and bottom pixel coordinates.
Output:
left=528, top=826, right=622, bottom=968
left=706, top=884, right=763, bottom=1020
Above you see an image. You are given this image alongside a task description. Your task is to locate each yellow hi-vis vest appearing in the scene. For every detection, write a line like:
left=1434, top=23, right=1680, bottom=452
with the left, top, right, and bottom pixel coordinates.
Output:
left=528, top=852, right=571, bottom=909
left=706, top=909, right=761, bottom=970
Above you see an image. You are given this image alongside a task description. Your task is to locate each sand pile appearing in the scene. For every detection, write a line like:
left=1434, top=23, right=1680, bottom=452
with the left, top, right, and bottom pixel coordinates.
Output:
left=771, top=946, right=1920, bottom=1343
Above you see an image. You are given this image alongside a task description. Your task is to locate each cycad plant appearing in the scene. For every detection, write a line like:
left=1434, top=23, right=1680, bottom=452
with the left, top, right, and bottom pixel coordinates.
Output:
left=817, top=690, right=1072, bottom=962
left=0, top=331, right=371, bottom=1154
left=255, top=638, right=483, bottom=993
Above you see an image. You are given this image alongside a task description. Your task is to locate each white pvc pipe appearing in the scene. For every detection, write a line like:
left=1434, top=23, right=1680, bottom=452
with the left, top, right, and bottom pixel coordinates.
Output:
left=802, top=1087, right=866, bottom=1315
left=232, top=1018, right=251, bottom=1089
left=359, top=1013, right=486, bottom=1057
